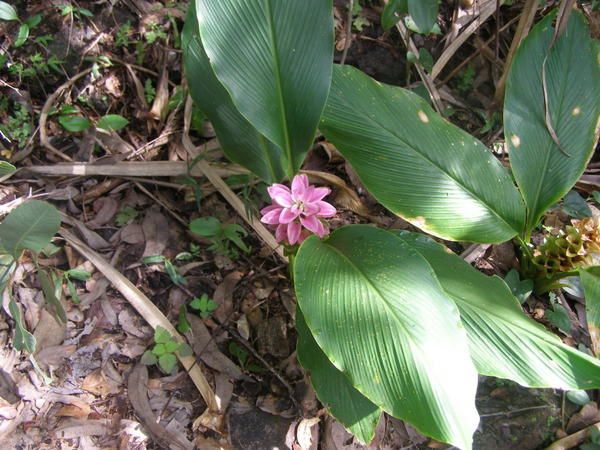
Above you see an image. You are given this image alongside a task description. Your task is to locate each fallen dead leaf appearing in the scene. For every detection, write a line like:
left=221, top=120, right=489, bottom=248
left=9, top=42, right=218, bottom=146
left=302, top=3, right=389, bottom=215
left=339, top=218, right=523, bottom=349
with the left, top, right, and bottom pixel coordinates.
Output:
left=142, top=208, right=169, bottom=258
left=56, top=403, right=92, bottom=419
left=53, top=418, right=114, bottom=439
left=213, top=271, right=243, bottom=323
left=33, top=310, right=66, bottom=353
left=187, top=314, right=244, bottom=380
left=296, top=417, right=320, bottom=450
left=87, top=197, right=120, bottom=228
left=82, top=369, right=121, bottom=397
left=128, top=364, right=193, bottom=450
left=120, top=223, right=145, bottom=244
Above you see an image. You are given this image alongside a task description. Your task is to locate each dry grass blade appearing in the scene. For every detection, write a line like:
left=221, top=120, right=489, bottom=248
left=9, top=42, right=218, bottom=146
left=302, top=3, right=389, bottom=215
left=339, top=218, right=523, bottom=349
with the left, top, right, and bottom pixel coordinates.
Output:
left=59, top=228, right=219, bottom=413
left=26, top=161, right=246, bottom=178
left=544, top=421, right=600, bottom=450
left=494, top=0, right=538, bottom=104
left=431, top=0, right=497, bottom=79
left=393, top=20, right=445, bottom=113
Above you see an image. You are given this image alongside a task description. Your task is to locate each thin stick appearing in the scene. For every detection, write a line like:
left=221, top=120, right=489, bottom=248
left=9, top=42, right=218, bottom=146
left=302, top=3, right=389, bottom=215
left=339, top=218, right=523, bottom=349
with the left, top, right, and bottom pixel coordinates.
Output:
left=39, top=68, right=94, bottom=162
left=431, top=0, right=497, bottom=79
left=494, top=0, right=538, bottom=104
left=394, top=20, right=445, bottom=113
left=340, top=0, right=354, bottom=65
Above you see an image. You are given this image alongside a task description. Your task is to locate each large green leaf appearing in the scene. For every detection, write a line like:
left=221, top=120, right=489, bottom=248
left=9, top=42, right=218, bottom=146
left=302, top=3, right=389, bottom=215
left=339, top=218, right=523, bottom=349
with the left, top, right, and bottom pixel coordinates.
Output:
left=505, top=11, right=600, bottom=233
left=196, top=0, right=334, bottom=177
left=396, top=232, right=600, bottom=389
left=294, top=225, right=479, bottom=449
left=296, top=310, right=381, bottom=444
left=407, top=0, right=438, bottom=34
left=321, top=65, right=525, bottom=243
left=182, top=3, right=286, bottom=183
left=0, top=200, right=61, bottom=258
left=580, top=267, right=600, bottom=356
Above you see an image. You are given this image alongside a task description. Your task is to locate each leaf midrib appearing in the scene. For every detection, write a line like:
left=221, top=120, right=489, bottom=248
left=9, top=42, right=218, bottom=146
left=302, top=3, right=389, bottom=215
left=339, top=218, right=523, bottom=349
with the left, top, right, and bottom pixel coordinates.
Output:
left=264, top=0, right=294, bottom=178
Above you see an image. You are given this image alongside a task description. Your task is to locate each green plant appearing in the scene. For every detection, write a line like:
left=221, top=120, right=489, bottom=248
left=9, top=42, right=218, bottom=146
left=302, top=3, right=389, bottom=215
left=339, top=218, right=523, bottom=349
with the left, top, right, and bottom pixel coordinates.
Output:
left=0, top=102, right=32, bottom=149
left=115, top=21, right=133, bottom=48
left=144, top=22, right=167, bottom=44
left=183, top=2, right=600, bottom=448
left=189, top=293, right=218, bottom=318
left=141, top=326, right=192, bottom=373
left=57, top=106, right=128, bottom=134
left=144, top=78, right=156, bottom=104
left=189, top=217, right=250, bottom=259
left=177, top=293, right=219, bottom=332
left=0, top=2, right=42, bottom=48
left=142, top=255, right=187, bottom=287
left=57, top=4, right=93, bottom=20
left=0, top=200, right=61, bottom=353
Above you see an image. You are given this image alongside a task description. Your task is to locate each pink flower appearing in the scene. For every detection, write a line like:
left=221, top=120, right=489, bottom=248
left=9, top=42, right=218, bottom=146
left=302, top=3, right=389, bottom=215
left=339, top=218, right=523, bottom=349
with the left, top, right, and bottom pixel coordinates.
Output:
left=260, top=174, right=337, bottom=245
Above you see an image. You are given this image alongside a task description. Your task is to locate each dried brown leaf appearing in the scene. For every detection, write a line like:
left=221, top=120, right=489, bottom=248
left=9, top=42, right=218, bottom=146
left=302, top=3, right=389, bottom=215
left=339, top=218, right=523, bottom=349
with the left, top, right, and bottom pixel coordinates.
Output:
left=213, top=271, right=243, bottom=323
left=186, top=314, right=244, bottom=380
left=142, top=208, right=169, bottom=258
left=128, top=364, right=193, bottom=450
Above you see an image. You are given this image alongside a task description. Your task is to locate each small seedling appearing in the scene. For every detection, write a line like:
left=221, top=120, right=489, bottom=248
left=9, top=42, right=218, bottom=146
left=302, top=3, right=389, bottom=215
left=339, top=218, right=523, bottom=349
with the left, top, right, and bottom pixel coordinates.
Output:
left=144, top=79, right=156, bottom=103
left=115, top=21, right=133, bottom=48
left=189, top=217, right=250, bottom=259
left=63, top=269, right=91, bottom=304
left=141, top=326, right=192, bottom=374
left=115, top=207, right=138, bottom=227
left=57, top=4, right=93, bottom=20
left=144, top=22, right=168, bottom=44
left=503, top=269, right=533, bottom=304
left=189, top=293, right=219, bottom=319
left=142, top=255, right=187, bottom=286
left=228, top=341, right=264, bottom=373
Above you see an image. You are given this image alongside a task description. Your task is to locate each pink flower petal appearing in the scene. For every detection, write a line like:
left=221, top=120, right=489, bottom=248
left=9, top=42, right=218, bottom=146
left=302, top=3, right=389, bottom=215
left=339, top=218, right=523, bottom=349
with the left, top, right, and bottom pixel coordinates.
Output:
left=279, top=207, right=300, bottom=224
left=287, top=221, right=302, bottom=245
left=316, top=201, right=337, bottom=217
left=260, top=204, right=279, bottom=215
left=268, top=184, right=293, bottom=207
left=308, top=187, right=331, bottom=203
left=260, top=206, right=283, bottom=225
left=300, top=215, right=323, bottom=235
left=275, top=223, right=287, bottom=243
left=291, top=174, right=309, bottom=199
left=303, top=202, right=321, bottom=216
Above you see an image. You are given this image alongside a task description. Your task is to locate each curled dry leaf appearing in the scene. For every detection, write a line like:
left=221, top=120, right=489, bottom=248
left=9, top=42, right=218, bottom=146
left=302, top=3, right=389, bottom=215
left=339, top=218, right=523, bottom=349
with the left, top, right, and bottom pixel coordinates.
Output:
left=127, top=364, right=193, bottom=450
left=302, top=170, right=369, bottom=217
left=296, top=417, right=320, bottom=450
left=82, top=368, right=121, bottom=397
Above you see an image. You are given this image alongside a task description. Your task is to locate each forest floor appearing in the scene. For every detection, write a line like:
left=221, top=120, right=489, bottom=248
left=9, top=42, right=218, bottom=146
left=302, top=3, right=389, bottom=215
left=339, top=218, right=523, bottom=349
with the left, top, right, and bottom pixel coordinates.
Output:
left=0, top=0, right=599, bottom=449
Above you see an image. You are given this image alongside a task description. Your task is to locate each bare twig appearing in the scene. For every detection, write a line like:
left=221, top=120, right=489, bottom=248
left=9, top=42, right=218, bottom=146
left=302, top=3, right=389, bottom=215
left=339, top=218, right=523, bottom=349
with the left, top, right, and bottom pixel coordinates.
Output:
left=545, top=421, right=600, bottom=450
left=340, top=0, right=354, bottom=65
left=25, top=161, right=247, bottom=178
left=431, top=0, right=498, bottom=79
left=39, top=68, right=94, bottom=162
left=394, top=20, right=445, bottom=113
left=494, top=0, right=538, bottom=104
